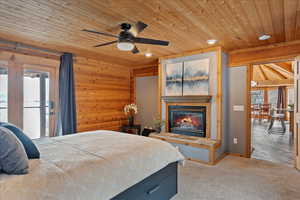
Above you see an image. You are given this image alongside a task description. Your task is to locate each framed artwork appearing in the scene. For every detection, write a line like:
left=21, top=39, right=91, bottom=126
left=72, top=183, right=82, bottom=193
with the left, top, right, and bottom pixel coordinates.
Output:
left=164, top=58, right=210, bottom=96
left=183, top=59, right=210, bottom=95
left=165, top=62, right=183, bottom=96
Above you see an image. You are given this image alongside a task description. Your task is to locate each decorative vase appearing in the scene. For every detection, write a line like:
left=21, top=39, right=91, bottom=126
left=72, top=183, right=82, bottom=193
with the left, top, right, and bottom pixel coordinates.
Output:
left=128, top=116, right=134, bottom=127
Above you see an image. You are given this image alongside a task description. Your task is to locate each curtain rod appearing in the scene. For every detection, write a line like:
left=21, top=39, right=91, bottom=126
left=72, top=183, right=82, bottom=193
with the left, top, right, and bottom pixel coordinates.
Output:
left=0, top=39, right=64, bottom=56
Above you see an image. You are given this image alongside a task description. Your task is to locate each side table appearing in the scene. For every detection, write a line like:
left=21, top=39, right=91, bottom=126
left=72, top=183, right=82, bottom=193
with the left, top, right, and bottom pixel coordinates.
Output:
left=121, top=124, right=141, bottom=135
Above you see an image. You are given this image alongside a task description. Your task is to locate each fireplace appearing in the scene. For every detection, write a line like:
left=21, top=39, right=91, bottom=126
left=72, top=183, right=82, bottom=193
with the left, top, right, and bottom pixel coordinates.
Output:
left=168, top=105, right=207, bottom=137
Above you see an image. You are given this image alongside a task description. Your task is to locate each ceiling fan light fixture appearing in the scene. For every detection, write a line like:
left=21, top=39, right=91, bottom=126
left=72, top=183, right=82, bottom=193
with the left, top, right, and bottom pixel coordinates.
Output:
left=117, top=41, right=134, bottom=51
left=83, top=21, right=169, bottom=54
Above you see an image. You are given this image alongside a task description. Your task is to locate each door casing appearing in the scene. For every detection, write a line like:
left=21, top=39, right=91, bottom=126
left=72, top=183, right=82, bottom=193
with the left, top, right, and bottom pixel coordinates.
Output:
left=7, top=63, right=58, bottom=137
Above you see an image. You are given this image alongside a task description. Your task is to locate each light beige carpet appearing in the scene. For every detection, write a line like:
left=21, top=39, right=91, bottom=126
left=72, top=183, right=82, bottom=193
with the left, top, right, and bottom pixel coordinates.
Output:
left=172, top=156, right=300, bottom=200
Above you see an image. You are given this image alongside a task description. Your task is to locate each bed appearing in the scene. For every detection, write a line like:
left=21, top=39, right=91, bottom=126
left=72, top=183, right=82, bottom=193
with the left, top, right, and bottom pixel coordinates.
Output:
left=0, top=130, right=184, bottom=200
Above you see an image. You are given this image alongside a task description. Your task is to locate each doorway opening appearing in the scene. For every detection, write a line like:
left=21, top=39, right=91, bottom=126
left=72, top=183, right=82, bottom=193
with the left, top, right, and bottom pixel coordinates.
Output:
left=249, top=61, right=294, bottom=166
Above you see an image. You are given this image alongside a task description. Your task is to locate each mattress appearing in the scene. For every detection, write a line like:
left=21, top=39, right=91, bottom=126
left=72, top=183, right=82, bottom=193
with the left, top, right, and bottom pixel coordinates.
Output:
left=0, top=130, right=184, bottom=200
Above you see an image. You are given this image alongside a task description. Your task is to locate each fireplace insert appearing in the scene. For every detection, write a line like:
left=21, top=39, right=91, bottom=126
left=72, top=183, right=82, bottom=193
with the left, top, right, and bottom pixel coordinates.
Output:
left=168, top=105, right=206, bottom=137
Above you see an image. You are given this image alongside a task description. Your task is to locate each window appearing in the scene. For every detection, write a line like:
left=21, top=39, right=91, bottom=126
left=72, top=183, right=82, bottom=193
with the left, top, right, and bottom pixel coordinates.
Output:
left=0, top=67, right=8, bottom=122
left=251, top=90, right=264, bottom=104
left=268, top=89, right=278, bottom=107
left=288, top=87, right=294, bottom=106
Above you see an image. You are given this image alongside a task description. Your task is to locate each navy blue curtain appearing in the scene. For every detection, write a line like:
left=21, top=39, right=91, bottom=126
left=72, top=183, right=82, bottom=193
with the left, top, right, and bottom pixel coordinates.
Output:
left=59, top=53, right=77, bottom=135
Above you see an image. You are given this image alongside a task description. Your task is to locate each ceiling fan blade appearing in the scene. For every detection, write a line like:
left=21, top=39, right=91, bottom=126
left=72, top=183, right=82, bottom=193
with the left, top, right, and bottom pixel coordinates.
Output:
left=135, top=21, right=148, bottom=33
left=82, top=29, right=119, bottom=38
left=129, top=21, right=148, bottom=36
left=133, top=37, right=169, bottom=46
left=131, top=46, right=139, bottom=54
left=93, top=40, right=118, bottom=47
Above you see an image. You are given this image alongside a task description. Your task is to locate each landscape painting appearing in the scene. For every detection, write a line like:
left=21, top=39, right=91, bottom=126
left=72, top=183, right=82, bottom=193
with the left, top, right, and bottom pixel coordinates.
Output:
left=183, top=58, right=210, bottom=95
left=165, top=62, right=183, bottom=96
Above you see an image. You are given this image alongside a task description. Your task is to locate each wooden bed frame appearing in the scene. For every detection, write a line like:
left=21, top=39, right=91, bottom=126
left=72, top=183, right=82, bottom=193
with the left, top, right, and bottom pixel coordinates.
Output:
left=112, top=162, right=178, bottom=200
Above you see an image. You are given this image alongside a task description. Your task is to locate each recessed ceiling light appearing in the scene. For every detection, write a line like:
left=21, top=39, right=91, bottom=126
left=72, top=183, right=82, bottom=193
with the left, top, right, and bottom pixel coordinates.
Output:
left=259, top=34, right=271, bottom=40
left=207, top=39, right=217, bottom=45
left=145, top=52, right=152, bottom=57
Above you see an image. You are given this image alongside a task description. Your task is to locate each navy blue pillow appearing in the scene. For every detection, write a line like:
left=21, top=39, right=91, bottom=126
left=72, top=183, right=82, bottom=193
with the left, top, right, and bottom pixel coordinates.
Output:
left=0, top=122, right=40, bottom=159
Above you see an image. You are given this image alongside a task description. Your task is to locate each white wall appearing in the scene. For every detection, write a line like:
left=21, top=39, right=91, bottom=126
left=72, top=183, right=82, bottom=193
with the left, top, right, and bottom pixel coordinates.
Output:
left=135, top=76, right=158, bottom=129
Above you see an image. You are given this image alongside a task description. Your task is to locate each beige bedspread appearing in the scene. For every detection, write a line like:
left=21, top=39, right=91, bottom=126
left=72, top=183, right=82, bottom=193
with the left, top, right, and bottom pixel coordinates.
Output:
left=0, top=131, right=184, bottom=200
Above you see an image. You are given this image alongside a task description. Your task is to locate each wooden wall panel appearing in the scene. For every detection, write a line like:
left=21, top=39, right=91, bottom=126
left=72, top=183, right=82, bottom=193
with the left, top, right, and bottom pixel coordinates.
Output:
left=74, top=57, right=131, bottom=132
left=0, top=50, right=131, bottom=133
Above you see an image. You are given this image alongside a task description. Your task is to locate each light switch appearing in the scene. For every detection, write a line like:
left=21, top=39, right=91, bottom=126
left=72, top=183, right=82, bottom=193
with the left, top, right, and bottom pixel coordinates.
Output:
left=233, top=138, right=238, bottom=144
left=233, top=105, right=244, bottom=111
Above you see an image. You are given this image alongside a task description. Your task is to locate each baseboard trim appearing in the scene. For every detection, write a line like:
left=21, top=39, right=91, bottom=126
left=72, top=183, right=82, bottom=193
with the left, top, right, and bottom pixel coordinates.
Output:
left=213, top=152, right=228, bottom=165
left=186, top=157, right=211, bottom=165
left=227, top=153, right=247, bottom=158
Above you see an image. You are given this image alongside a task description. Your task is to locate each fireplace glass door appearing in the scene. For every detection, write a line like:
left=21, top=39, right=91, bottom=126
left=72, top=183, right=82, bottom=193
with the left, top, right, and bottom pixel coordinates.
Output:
left=168, top=105, right=206, bottom=137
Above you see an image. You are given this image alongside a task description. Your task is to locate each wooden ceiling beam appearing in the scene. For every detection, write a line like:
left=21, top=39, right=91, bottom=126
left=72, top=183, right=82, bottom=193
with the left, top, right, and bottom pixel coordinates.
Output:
left=263, top=64, right=288, bottom=79
left=229, top=40, right=300, bottom=66
left=273, top=62, right=293, bottom=73
left=255, top=79, right=294, bottom=87
left=267, top=63, right=293, bottom=80
left=252, top=86, right=284, bottom=90
left=258, top=65, right=268, bottom=80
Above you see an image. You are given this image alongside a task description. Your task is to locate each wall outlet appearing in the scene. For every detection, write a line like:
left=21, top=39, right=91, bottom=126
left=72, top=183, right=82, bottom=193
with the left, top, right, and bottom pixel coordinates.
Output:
left=233, top=138, right=238, bottom=144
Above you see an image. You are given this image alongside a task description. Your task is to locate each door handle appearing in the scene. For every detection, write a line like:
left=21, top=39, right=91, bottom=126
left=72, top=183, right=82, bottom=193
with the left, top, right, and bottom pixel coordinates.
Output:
left=49, top=101, right=55, bottom=109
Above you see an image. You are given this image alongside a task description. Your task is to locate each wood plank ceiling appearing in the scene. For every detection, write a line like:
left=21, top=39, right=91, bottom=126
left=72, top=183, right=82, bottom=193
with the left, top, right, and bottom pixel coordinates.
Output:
left=252, top=61, right=294, bottom=87
left=0, top=0, right=300, bottom=67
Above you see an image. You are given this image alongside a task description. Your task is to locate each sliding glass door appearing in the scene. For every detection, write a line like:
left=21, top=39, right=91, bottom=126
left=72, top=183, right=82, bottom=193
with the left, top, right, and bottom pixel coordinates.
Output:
left=2, top=64, right=57, bottom=139
left=23, top=69, right=51, bottom=139
left=22, top=66, right=56, bottom=138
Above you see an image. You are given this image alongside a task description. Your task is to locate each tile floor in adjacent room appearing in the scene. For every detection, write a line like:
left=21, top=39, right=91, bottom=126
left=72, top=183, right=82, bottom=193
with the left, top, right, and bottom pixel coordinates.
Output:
left=251, top=120, right=294, bottom=166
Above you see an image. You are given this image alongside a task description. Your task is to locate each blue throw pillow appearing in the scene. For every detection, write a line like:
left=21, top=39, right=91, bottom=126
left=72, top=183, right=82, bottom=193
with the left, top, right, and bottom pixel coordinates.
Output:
left=0, top=127, right=29, bottom=175
left=0, top=123, right=40, bottom=159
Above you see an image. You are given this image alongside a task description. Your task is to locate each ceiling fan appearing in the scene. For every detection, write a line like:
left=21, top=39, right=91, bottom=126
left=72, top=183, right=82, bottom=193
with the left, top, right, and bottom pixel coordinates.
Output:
left=82, top=21, right=169, bottom=54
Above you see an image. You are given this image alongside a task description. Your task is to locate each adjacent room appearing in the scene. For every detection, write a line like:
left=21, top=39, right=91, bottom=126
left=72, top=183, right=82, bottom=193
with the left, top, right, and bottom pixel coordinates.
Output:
left=250, top=62, right=294, bottom=166
left=0, top=1, right=300, bottom=200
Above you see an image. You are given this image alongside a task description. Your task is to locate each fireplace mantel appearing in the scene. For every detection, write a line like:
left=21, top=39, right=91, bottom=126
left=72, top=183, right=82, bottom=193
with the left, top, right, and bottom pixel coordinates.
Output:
left=161, top=95, right=212, bottom=103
